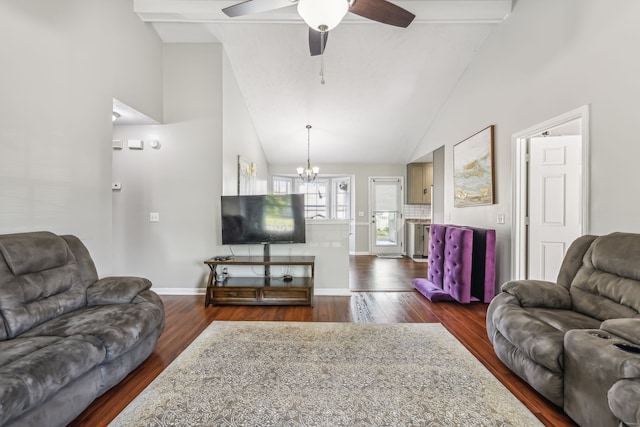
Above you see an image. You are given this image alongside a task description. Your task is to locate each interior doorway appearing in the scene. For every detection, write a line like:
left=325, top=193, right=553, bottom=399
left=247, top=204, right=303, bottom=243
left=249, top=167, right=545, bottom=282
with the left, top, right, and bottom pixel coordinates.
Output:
left=369, top=177, right=404, bottom=256
left=512, top=106, right=590, bottom=280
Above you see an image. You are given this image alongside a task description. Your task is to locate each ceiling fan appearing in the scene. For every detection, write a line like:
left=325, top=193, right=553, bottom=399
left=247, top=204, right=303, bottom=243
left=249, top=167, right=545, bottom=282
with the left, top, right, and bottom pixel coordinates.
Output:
left=222, top=0, right=415, bottom=56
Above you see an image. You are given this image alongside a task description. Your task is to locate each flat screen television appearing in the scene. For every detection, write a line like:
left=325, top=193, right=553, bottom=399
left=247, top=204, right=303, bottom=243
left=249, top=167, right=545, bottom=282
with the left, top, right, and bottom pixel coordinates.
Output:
left=221, top=194, right=306, bottom=245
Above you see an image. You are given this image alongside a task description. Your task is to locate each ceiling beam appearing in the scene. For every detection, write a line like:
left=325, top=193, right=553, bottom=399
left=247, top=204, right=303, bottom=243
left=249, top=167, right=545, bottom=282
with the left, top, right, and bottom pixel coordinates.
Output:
left=134, top=0, right=512, bottom=24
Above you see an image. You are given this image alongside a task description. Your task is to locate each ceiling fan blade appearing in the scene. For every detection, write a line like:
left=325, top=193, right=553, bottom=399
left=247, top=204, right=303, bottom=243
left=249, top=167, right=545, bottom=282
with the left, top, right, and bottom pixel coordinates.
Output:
left=222, top=0, right=296, bottom=17
left=309, top=28, right=329, bottom=56
left=349, top=0, right=415, bottom=28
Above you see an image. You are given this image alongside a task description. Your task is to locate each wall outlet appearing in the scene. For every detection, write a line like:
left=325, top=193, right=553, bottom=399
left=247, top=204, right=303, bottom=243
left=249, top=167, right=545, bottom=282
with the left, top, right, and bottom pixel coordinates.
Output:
left=497, top=213, right=505, bottom=224
left=358, top=211, right=364, bottom=217
left=150, top=212, right=160, bottom=222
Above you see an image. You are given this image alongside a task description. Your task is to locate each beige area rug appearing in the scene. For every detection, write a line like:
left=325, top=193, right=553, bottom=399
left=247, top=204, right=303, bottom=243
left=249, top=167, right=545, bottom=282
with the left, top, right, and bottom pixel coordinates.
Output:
left=110, top=322, right=543, bottom=427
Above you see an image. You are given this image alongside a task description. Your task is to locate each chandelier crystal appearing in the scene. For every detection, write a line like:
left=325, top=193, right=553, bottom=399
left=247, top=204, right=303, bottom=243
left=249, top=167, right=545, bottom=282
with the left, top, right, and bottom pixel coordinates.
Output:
left=297, top=125, right=319, bottom=183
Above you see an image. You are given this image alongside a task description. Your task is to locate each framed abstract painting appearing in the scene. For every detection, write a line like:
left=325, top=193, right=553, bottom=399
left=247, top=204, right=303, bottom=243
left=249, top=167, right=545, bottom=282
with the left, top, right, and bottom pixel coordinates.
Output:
left=453, top=125, right=495, bottom=207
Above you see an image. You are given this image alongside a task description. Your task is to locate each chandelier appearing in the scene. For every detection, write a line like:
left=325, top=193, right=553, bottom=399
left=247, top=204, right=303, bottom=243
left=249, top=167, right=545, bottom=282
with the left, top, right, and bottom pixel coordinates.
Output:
left=297, top=125, right=319, bottom=183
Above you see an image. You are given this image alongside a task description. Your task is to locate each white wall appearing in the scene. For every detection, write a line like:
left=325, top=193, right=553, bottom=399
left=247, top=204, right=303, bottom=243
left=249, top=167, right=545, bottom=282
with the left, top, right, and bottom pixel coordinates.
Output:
left=111, top=1, right=163, bottom=123
left=269, top=163, right=406, bottom=253
left=410, top=0, right=640, bottom=287
left=112, top=44, right=223, bottom=290
left=0, top=0, right=162, bottom=275
left=222, top=51, right=269, bottom=196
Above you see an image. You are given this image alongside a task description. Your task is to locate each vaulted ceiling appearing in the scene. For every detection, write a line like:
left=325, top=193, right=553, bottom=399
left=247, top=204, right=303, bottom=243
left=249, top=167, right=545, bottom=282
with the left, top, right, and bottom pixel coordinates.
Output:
left=134, top=0, right=512, bottom=164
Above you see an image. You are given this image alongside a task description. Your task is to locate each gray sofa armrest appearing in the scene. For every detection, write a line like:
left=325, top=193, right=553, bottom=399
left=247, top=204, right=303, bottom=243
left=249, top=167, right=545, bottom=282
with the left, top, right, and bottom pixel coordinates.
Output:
left=608, top=379, right=640, bottom=426
left=87, top=277, right=152, bottom=305
left=601, top=318, right=640, bottom=345
left=604, top=321, right=640, bottom=427
left=501, top=279, right=572, bottom=309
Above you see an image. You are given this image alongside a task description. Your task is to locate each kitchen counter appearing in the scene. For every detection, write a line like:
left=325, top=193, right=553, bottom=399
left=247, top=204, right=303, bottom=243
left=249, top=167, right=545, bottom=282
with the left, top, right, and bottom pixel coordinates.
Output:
left=406, top=219, right=431, bottom=224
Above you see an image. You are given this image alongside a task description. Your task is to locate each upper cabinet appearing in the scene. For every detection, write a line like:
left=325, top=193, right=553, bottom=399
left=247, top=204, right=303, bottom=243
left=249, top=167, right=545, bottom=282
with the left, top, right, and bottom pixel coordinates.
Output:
left=407, top=163, right=433, bottom=204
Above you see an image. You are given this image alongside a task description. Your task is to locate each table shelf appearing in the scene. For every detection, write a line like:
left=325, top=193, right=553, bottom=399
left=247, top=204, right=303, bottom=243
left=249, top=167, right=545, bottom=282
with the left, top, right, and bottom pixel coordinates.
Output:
left=204, top=256, right=315, bottom=307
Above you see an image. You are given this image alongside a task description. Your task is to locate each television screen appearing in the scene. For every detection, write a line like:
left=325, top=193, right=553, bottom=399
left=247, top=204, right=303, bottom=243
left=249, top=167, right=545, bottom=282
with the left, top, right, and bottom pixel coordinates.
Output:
left=221, top=194, right=306, bottom=245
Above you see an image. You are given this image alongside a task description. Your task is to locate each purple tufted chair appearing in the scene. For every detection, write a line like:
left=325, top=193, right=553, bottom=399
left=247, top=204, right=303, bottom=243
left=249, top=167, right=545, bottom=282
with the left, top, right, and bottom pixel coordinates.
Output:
left=442, top=226, right=474, bottom=303
left=413, top=224, right=496, bottom=304
left=413, top=224, right=473, bottom=303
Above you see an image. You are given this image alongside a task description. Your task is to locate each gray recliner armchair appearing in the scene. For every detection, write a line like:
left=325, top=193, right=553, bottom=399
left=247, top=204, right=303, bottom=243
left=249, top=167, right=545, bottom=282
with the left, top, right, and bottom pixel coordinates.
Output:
left=487, top=232, right=640, bottom=427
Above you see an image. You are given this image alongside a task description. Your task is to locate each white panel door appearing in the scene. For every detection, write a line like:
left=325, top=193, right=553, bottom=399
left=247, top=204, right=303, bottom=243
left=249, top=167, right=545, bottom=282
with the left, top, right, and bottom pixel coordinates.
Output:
left=528, top=136, right=582, bottom=281
left=369, top=177, right=403, bottom=255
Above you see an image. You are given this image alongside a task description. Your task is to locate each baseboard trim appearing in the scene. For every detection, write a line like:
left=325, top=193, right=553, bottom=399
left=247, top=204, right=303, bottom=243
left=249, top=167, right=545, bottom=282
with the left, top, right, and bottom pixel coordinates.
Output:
left=351, top=252, right=370, bottom=256
left=314, top=288, right=352, bottom=296
left=154, top=288, right=206, bottom=295
left=153, top=287, right=352, bottom=297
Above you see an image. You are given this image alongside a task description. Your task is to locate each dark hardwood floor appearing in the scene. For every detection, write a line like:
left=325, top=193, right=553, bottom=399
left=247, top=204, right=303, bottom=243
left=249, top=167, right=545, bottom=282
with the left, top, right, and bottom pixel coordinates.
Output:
left=349, top=255, right=427, bottom=291
left=69, top=257, right=576, bottom=427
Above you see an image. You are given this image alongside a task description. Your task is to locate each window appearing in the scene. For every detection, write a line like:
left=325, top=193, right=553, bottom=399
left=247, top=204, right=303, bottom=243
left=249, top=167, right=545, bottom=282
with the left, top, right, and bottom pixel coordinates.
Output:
left=272, top=175, right=351, bottom=220
left=298, top=179, right=329, bottom=219
left=272, top=176, right=293, bottom=195
left=332, top=178, right=350, bottom=220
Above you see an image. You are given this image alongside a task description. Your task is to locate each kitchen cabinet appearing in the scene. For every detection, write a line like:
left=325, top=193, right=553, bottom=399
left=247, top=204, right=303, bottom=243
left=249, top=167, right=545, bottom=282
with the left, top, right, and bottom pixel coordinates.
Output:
left=407, top=163, right=433, bottom=204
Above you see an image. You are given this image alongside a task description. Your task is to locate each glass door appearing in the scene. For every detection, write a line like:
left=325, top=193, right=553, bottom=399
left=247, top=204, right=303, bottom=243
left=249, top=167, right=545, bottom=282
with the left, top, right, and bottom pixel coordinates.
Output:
left=369, top=177, right=403, bottom=256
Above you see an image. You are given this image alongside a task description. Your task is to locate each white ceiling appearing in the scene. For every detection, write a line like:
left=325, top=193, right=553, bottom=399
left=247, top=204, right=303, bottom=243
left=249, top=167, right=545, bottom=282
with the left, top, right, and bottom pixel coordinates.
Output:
left=133, top=0, right=512, bottom=164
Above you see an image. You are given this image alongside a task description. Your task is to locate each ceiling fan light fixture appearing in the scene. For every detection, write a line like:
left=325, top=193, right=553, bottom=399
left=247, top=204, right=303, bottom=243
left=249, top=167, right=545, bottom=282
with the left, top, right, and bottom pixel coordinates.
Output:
left=297, top=0, right=348, bottom=32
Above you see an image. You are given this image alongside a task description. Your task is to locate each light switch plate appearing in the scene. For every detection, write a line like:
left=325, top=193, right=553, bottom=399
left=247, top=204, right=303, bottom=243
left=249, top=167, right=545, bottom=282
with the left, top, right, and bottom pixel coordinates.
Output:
left=150, top=212, right=160, bottom=222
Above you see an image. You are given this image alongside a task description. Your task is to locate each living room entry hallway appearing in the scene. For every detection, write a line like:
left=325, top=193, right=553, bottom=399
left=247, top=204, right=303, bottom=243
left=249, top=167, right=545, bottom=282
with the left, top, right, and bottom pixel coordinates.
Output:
left=349, top=255, right=423, bottom=291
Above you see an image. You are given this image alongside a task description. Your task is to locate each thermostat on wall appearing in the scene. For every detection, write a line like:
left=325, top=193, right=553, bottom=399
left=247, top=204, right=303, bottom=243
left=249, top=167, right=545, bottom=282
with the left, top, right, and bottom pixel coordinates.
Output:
left=127, top=139, right=143, bottom=150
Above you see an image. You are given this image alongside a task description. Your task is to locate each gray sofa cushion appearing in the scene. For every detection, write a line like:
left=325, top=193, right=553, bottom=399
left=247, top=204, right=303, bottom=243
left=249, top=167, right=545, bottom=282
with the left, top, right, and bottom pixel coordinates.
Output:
left=60, top=235, right=99, bottom=287
left=502, top=280, right=571, bottom=308
left=491, top=330, right=565, bottom=406
left=87, top=276, right=152, bottom=305
left=571, top=233, right=640, bottom=320
left=492, top=293, right=600, bottom=373
left=601, top=318, right=640, bottom=344
left=0, top=335, right=105, bottom=426
left=0, top=233, right=89, bottom=338
left=22, top=302, right=164, bottom=361
left=0, top=232, right=69, bottom=276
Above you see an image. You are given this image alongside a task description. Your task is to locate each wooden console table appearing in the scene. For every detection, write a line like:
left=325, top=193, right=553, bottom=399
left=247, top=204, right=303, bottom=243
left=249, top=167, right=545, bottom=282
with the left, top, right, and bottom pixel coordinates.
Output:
left=203, top=256, right=315, bottom=307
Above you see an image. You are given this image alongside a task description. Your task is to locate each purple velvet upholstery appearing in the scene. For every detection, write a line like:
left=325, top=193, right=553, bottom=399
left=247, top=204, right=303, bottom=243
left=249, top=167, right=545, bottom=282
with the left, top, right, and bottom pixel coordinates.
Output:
left=411, top=278, right=453, bottom=302
left=412, top=224, right=454, bottom=302
left=427, top=224, right=446, bottom=288
left=443, top=226, right=474, bottom=303
left=412, top=224, right=496, bottom=304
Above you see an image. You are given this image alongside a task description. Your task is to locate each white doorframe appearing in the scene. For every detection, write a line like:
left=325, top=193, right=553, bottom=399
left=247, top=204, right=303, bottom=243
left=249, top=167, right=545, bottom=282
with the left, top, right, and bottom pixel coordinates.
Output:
left=511, top=105, right=590, bottom=280
left=368, top=176, right=405, bottom=255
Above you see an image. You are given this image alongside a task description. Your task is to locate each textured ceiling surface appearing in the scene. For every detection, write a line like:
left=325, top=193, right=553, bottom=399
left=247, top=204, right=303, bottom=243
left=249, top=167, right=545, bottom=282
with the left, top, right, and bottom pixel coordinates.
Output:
left=134, top=0, right=511, bottom=164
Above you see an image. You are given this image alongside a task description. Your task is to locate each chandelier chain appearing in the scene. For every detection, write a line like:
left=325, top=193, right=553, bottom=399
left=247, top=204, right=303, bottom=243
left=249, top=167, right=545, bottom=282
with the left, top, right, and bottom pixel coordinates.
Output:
left=298, top=124, right=318, bottom=183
